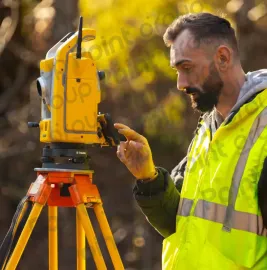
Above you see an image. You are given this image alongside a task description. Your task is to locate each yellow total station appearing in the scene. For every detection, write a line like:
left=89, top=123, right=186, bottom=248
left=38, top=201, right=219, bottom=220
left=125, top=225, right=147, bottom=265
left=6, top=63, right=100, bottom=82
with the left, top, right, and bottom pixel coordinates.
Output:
left=32, top=17, right=117, bottom=146
left=0, top=17, right=124, bottom=270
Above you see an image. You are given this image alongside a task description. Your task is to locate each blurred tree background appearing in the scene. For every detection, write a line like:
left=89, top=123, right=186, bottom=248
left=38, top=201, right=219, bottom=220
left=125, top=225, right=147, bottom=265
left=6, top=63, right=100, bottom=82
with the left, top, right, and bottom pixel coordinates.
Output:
left=0, top=0, right=267, bottom=269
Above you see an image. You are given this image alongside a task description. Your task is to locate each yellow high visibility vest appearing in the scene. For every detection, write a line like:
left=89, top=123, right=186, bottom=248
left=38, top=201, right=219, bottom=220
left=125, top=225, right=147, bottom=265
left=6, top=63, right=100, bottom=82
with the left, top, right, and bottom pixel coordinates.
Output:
left=162, top=89, right=267, bottom=269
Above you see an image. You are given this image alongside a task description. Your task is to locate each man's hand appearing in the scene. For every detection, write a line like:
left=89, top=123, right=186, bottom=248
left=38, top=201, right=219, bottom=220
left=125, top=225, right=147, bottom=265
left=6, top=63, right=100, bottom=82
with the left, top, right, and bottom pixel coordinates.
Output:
left=114, top=123, right=157, bottom=180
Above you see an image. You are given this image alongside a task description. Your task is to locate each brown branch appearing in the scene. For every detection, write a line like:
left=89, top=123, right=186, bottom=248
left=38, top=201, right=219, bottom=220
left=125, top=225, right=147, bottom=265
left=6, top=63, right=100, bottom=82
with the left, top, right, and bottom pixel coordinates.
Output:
left=0, top=0, right=19, bottom=56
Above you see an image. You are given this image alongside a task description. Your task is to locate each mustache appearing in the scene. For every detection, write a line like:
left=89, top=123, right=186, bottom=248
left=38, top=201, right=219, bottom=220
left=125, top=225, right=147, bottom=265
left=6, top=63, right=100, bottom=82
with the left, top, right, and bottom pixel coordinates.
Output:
left=185, top=87, right=202, bottom=95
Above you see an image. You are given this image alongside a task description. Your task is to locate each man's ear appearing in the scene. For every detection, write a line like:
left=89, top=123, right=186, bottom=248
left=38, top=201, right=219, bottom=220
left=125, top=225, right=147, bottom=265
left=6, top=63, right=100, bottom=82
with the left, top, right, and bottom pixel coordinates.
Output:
left=216, top=46, right=231, bottom=71
left=258, top=157, right=267, bottom=229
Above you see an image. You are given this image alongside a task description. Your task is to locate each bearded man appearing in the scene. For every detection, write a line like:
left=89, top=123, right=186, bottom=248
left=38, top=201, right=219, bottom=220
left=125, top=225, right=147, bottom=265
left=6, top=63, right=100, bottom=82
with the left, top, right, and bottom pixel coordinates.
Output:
left=114, top=12, right=267, bottom=269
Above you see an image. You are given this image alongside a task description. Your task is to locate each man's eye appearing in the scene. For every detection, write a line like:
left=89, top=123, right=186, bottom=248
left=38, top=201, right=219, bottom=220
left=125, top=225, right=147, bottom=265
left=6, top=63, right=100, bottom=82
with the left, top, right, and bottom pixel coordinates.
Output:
left=183, top=66, right=191, bottom=71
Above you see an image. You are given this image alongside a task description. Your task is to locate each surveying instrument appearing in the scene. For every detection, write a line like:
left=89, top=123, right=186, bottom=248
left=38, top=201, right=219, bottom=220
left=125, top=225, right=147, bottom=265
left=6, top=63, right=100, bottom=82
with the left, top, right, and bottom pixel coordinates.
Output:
left=0, top=17, right=124, bottom=270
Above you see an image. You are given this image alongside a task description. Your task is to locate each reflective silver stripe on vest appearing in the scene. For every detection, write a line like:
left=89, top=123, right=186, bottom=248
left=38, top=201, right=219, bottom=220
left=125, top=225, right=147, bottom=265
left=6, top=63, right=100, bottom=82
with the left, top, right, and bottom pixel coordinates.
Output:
left=223, top=107, right=267, bottom=232
left=177, top=198, right=194, bottom=217
left=178, top=199, right=267, bottom=236
left=195, top=199, right=267, bottom=236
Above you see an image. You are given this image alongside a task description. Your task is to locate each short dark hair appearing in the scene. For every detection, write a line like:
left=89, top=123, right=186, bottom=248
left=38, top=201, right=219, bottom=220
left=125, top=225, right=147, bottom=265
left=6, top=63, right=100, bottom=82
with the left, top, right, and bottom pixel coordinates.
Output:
left=163, top=13, right=239, bottom=56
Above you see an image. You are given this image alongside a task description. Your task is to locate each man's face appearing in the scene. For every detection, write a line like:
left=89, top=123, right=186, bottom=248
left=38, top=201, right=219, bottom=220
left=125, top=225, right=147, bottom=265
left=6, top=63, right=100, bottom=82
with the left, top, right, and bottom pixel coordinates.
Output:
left=170, top=29, right=224, bottom=112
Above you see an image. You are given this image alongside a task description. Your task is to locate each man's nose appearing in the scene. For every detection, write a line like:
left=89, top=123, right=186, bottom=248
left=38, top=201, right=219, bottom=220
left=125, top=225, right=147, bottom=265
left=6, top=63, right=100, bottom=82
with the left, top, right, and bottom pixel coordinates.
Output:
left=177, top=74, right=189, bottom=91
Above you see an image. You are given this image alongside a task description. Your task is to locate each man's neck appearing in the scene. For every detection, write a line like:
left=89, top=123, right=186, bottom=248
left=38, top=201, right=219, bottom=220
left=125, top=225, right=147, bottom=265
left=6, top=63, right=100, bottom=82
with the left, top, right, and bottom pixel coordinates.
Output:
left=216, top=66, right=246, bottom=119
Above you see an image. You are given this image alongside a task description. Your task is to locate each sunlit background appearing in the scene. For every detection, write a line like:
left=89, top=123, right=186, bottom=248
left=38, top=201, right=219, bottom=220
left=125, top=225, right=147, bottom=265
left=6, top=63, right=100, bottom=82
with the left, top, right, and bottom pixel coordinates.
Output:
left=0, top=0, right=267, bottom=269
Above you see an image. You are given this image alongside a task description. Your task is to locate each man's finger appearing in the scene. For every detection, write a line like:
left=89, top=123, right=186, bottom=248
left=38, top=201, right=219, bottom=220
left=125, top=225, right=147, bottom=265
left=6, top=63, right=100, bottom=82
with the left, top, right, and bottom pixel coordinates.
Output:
left=116, top=150, right=127, bottom=163
left=117, top=141, right=128, bottom=151
left=117, top=142, right=128, bottom=163
left=114, top=123, right=131, bottom=130
left=117, top=128, right=146, bottom=143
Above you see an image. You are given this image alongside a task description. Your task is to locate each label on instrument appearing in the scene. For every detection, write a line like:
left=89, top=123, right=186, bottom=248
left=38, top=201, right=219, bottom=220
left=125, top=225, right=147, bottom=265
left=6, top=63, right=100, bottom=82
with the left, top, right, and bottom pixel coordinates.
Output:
left=28, top=175, right=46, bottom=195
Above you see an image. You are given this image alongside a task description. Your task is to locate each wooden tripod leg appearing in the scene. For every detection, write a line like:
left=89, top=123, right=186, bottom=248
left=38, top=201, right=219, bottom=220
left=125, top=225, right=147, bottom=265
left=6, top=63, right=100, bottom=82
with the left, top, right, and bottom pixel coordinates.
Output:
left=94, top=204, right=124, bottom=270
left=76, top=209, right=86, bottom=270
left=76, top=204, right=107, bottom=270
left=5, top=203, right=44, bottom=270
left=49, top=206, right=58, bottom=270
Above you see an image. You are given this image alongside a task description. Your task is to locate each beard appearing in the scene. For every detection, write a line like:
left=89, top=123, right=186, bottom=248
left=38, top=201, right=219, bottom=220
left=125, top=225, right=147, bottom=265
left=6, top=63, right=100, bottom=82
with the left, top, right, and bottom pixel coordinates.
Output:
left=185, top=62, right=224, bottom=113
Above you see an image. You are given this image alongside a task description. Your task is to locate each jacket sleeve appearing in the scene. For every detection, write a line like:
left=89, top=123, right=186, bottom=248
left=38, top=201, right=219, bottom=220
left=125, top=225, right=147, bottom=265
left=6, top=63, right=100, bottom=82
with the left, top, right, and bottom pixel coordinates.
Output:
left=133, top=156, right=187, bottom=238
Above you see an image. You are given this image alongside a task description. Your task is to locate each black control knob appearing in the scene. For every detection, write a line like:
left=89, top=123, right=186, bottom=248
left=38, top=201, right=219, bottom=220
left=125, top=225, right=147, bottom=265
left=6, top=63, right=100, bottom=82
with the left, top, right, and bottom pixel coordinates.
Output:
left=28, top=122, right=39, bottom=128
left=98, top=71, right=105, bottom=81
